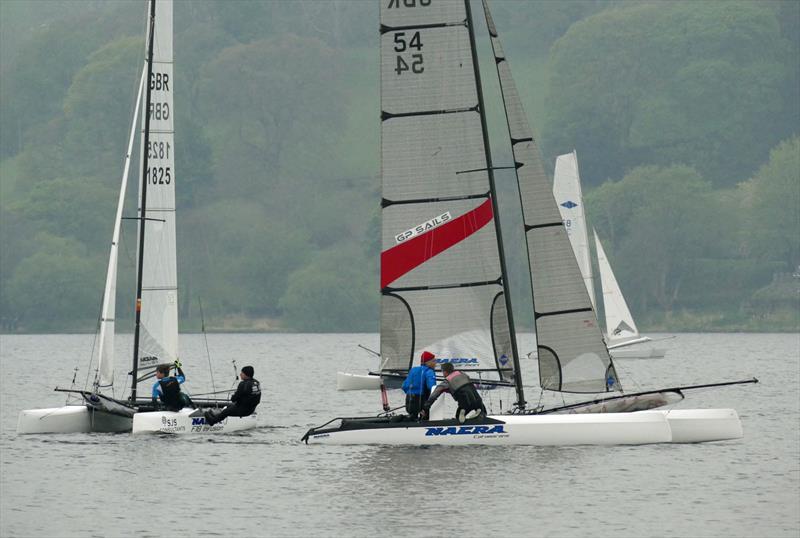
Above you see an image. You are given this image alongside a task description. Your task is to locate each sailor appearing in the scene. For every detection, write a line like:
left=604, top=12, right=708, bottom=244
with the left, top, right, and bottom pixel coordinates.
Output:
left=420, top=362, right=486, bottom=423
left=401, top=351, right=437, bottom=420
left=204, top=366, right=261, bottom=426
left=152, top=361, right=191, bottom=411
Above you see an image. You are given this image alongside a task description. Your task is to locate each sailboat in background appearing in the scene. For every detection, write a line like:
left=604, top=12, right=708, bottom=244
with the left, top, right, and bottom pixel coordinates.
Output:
left=553, top=151, right=667, bottom=359
left=594, top=229, right=667, bottom=358
left=18, top=0, right=254, bottom=435
left=304, top=0, right=753, bottom=445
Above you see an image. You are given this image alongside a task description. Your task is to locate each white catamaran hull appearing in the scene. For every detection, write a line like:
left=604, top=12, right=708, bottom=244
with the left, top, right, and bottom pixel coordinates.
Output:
left=305, top=412, right=673, bottom=446
left=132, top=408, right=257, bottom=434
left=337, top=371, right=382, bottom=391
left=17, top=406, right=132, bottom=434
left=644, top=409, right=743, bottom=443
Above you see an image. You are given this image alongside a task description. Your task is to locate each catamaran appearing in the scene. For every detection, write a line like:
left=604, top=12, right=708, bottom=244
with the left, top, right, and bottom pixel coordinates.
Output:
left=304, top=0, right=755, bottom=446
left=18, top=0, right=255, bottom=435
left=553, top=150, right=668, bottom=359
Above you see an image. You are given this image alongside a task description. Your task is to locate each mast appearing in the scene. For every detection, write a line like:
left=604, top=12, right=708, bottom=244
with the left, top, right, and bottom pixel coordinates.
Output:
left=130, top=0, right=157, bottom=402
left=464, top=0, right=525, bottom=408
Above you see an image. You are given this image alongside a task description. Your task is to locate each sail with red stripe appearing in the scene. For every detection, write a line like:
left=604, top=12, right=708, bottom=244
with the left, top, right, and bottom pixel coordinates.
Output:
left=379, top=0, right=517, bottom=384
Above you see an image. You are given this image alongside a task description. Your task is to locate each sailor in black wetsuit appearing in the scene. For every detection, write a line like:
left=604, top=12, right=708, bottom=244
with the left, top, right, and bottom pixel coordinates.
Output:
left=205, top=366, right=261, bottom=426
left=420, top=362, right=486, bottom=423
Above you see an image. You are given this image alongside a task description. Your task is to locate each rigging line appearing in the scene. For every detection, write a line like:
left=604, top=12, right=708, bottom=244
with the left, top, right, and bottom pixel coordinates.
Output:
left=358, top=344, right=380, bottom=357
left=199, top=298, right=216, bottom=395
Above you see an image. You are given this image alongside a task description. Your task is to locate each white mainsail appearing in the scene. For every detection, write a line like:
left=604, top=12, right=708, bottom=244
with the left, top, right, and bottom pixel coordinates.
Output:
left=553, top=150, right=595, bottom=310
left=594, top=229, right=650, bottom=347
left=95, top=67, right=147, bottom=389
left=136, top=0, right=178, bottom=373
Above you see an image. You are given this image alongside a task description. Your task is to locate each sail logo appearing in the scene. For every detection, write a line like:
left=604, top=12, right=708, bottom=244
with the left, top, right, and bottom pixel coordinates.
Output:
left=498, top=354, right=509, bottom=366
left=395, top=212, right=451, bottom=244
left=560, top=200, right=578, bottom=209
left=436, top=357, right=479, bottom=365
left=424, top=425, right=507, bottom=436
left=141, top=355, right=158, bottom=364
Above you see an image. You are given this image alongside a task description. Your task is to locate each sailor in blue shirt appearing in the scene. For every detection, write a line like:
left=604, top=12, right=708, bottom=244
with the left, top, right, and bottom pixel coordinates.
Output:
left=151, top=362, right=188, bottom=411
left=402, top=351, right=437, bottom=420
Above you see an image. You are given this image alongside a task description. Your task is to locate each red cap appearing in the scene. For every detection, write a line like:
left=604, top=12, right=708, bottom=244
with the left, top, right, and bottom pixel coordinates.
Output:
left=421, top=351, right=436, bottom=363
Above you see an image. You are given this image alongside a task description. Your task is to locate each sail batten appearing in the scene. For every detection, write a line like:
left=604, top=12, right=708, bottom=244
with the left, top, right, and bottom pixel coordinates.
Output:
left=482, top=0, right=618, bottom=393
left=379, top=0, right=516, bottom=384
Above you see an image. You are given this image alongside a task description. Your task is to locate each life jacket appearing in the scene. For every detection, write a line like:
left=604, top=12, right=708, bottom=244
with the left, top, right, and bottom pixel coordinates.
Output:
left=239, top=379, right=262, bottom=411
left=159, top=377, right=182, bottom=410
left=446, top=371, right=482, bottom=410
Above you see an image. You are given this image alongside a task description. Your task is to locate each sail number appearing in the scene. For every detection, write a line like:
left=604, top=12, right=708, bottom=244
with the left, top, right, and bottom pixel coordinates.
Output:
left=394, top=32, right=423, bottom=75
left=146, top=166, right=172, bottom=185
left=149, top=102, right=170, bottom=120
left=387, top=0, right=431, bottom=7
left=147, top=141, right=171, bottom=160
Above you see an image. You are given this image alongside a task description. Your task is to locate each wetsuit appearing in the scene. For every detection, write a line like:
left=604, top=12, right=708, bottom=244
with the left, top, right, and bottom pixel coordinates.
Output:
left=151, top=368, right=188, bottom=411
left=422, top=370, right=486, bottom=422
left=206, top=378, right=261, bottom=425
left=402, top=365, right=436, bottom=420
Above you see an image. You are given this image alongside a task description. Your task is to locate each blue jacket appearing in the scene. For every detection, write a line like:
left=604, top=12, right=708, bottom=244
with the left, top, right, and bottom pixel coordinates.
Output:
left=402, top=365, right=436, bottom=396
left=152, top=374, right=185, bottom=400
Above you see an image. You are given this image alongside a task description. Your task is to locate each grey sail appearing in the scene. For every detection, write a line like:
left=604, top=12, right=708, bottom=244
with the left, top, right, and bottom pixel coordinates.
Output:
left=482, top=0, right=618, bottom=393
left=379, top=0, right=516, bottom=385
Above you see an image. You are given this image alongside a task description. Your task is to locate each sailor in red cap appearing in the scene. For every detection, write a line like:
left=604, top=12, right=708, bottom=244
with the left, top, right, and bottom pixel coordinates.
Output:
left=401, top=351, right=438, bottom=420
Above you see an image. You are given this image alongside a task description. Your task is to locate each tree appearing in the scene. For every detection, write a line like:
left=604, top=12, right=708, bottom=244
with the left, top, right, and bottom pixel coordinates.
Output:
left=545, top=1, right=796, bottom=187
left=280, top=246, right=377, bottom=332
left=5, top=233, right=102, bottom=330
left=196, top=35, right=346, bottom=197
left=741, top=136, right=800, bottom=269
left=588, top=165, right=722, bottom=314
left=179, top=199, right=312, bottom=319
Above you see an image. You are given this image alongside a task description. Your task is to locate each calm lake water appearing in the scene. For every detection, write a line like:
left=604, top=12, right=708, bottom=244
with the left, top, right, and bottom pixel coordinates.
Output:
left=1, top=332, right=798, bottom=538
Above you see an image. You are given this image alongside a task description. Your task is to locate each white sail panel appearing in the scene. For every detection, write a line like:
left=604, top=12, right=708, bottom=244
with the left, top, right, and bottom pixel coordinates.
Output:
left=382, top=113, right=487, bottom=199
left=96, top=68, right=147, bottom=389
left=594, top=230, right=642, bottom=346
left=554, top=151, right=595, bottom=309
left=482, top=0, right=617, bottom=393
left=381, top=25, right=477, bottom=114
left=379, top=0, right=515, bottom=383
left=380, top=0, right=465, bottom=28
left=137, top=0, right=178, bottom=372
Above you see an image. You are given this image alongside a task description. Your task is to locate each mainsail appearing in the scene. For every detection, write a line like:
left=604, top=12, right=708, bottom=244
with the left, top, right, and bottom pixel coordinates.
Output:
left=379, top=0, right=517, bottom=385
left=134, top=0, right=178, bottom=382
left=594, top=229, right=648, bottom=347
left=553, top=151, right=596, bottom=310
left=95, top=67, right=147, bottom=390
left=482, top=0, right=618, bottom=393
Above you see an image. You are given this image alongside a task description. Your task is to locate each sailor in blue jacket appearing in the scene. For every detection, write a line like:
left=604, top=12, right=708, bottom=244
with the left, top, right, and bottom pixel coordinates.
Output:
left=402, top=351, right=437, bottom=420
left=152, top=361, right=190, bottom=411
